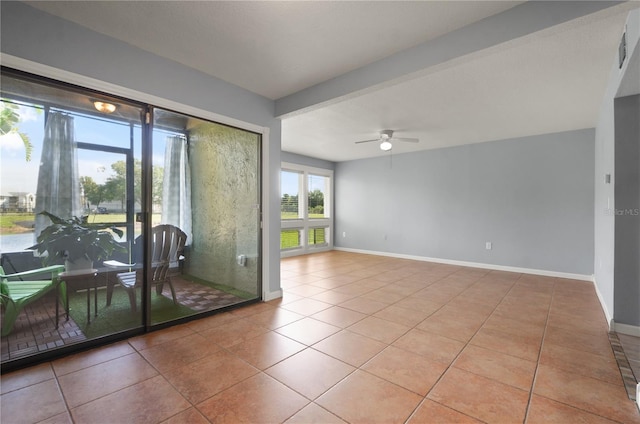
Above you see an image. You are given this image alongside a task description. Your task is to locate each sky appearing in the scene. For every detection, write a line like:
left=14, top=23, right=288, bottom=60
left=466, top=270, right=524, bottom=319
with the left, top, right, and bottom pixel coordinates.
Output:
left=0, top=102, right=167, bottom=196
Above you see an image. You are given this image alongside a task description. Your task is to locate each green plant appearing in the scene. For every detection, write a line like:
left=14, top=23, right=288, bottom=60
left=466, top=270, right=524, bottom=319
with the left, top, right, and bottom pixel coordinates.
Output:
left=30, top=211, right=125, bottom=265
left=0, top=100, right=34, bottom=162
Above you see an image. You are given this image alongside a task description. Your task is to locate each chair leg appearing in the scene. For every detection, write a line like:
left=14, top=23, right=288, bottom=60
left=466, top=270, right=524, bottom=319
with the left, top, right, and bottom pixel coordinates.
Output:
left=126, top=287, right=136, bottom=313
left=106, top=279, right=115, bottom=306
left=1, top=301, right=19, bottom=337
left=167, top=278, right=177, bottom=305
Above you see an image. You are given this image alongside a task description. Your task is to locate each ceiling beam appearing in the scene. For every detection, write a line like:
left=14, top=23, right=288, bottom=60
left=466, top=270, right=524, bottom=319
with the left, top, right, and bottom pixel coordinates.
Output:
left=275, top=1, right=627, bottom=119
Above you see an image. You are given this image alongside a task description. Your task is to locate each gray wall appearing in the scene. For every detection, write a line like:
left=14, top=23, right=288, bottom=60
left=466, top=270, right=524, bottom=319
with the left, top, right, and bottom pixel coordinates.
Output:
left=594, top=9, right=640, bottom=324
left=0, top=1, right=282, bottom=296
left=614, top=94, right=640, bottom=326
left=335, top=129, right=595, bottom=275
left=282, top=152, right=335, bottom=171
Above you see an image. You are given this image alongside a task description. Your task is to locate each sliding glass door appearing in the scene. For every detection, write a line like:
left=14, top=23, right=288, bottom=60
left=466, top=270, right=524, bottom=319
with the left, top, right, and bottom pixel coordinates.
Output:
left=0, top=70, right=261, bottom=369
left=0, top=71, right=146, bottom=365
left=149, top=108, right=261, bottom=325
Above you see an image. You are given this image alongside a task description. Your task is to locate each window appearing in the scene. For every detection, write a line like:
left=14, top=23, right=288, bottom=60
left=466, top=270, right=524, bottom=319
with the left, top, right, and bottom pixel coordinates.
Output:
left=280, top=163, right=333, bottom=256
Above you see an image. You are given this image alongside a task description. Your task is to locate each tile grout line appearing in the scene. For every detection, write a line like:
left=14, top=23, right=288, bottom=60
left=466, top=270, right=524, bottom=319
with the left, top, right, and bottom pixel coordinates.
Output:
left=403, top=270, right=521, bottom=423
left=521, top=276, right=556, bottom=424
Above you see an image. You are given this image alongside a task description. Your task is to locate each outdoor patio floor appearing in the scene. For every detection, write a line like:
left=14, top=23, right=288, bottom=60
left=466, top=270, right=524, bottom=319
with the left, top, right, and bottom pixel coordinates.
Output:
left=1, top=276, right=247, bottom=363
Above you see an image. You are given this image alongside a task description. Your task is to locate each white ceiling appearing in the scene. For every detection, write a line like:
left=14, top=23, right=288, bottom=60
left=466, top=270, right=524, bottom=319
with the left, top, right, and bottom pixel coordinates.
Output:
left=26, top=1, right=638, bottom=162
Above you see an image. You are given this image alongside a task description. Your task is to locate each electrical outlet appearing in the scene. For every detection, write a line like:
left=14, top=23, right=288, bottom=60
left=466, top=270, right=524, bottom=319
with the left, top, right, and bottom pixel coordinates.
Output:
left=342, top=232, right=346, bottom=238
left=485, top=242, right=492, bottom=250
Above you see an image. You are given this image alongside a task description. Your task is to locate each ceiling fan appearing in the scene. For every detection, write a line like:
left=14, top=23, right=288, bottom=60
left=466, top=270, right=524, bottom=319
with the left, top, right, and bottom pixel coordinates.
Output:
left=355, top=129, right=419, bottom=151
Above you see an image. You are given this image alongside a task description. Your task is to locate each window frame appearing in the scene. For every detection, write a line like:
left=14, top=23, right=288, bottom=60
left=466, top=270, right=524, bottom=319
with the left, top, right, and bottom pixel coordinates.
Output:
left=280, top=162, right=333, bottom=257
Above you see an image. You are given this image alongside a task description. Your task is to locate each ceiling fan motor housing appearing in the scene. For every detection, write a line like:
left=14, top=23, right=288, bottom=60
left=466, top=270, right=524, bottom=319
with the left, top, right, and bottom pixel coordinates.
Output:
left=380, top=129, right=394, bottom=139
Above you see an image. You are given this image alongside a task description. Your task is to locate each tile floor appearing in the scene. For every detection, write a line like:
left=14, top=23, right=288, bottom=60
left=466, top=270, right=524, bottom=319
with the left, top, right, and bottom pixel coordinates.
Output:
left=1, top=251, right=639, bottom=423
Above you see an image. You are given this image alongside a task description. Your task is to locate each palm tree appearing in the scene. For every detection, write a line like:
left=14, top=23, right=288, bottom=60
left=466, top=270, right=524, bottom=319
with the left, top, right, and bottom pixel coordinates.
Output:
left=0, top=100, right=33, bottom=161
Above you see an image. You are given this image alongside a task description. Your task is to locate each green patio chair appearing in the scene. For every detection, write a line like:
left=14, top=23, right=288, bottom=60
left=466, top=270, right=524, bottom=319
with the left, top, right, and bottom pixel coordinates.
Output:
left=0, top=264, right=66, bottom=336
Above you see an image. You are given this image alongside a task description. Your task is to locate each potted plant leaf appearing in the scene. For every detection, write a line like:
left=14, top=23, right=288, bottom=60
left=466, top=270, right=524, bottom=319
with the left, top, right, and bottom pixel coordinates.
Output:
left=30, top=211, right=125, bottom=271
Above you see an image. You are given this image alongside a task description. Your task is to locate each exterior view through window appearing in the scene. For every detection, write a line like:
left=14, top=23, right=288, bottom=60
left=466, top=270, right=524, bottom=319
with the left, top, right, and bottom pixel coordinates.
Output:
left=0, top=70, right=261, bottom=369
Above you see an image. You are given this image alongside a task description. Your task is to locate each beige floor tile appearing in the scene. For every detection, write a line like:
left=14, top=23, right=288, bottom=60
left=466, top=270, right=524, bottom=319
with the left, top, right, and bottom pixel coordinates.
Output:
left=526, top=394, right=619, bottom=424
left=361, top=287, right=406, bottom=304
left=161, top=407, right=210, bottom=424
left=285, top=402, right=347, bottom=423
left=1, top=379, right=67, bottom=424
left=128, top=324, right=195, bottom=351
left=407, top=400, right=483, bottom=423
left=393, top=296, right=443, bottom=314
left=1, top=362, right=55, bottom=395
left=363, top=345, right=448, bottom=395
left=347, top=316, right=410, bottom=344
left=280, top=297, right=333, bottom=316
left=428, top=367, right=529, bottom=423
left=38, top=411, right=73, bottom=424
left=539, top=343, right=623, bottom=386
left=311, top=306, right=367, bottom=328
left=183, top=311, right=239, bottom=332
left=453, top=344, right=536, bottom=391
left=533, top=364, right=640, bottom=423
left=416, top=310, right=485, bottom=343
left=544, top=325, right=615, bottom=358
left=275, top=317, right=341, bottom=345
left=470, top=327, right=541, bottom=362
left=266, top=348, right=355, bottom=399
left=70, top=375, right=190, bottom=424
left=249, top=307, right=305, bottom=330
left=196, top=373, right=309, bottom=424
left=163, top=349, right=259, bottom=404
left=482, top=314, right=545, bottom=340
left=199, top=317, right=269, bottom=348
left=317, top=370, right=422, bottom=424
left=314, top=330, right=387, bottom=367
left=228, top=331, right=305, bottom=369
left=339, top=296, right=388, bottom=314
left=393, top=328, right=465, bottom=365
left=58, top=352, right=158, bottom=408
left=139, top=332, right=221, bottom=372
left=286, top=284, right=329, bottom=297
left=373, top=304, right=435, bottom=327
left=332, top=283, right=376, bottom=297
left=228, top=301, right=276, bottom=318
left=52, top=341, right=135, bottom=376
left=5, top=251, right=639, bottom=424
left=310, top=289, right=357, bottom=305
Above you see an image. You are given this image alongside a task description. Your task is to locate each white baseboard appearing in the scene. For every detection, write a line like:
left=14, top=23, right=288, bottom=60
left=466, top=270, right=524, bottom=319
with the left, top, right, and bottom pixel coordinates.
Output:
left=333, top=247, right=593, bottom=281
left=592, top=279, right=614, bottom=330
left=614, top=321, right=640, bottom=337
left=263, top=289, right=283, bottom=302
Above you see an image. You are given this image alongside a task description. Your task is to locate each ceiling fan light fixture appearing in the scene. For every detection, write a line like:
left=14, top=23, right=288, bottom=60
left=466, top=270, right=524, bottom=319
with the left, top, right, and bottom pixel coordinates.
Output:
left=380, top=140, right=392, bottom=151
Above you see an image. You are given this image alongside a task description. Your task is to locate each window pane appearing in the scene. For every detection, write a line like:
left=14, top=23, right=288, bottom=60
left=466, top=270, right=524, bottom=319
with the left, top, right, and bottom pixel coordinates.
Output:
left=281, top=170, right=301, bottom=219
left=308, top=227, right=328, bottom=247
left=308, top=174, right=329, bottom=218
left=281, top=229, right=302, bottom=249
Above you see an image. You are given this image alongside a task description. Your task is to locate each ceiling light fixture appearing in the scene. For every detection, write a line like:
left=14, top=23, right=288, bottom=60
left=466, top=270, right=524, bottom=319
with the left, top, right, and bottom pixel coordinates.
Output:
left=380, top=140, right=392, bottom=151
left=93, top=101, right=116, bottom=114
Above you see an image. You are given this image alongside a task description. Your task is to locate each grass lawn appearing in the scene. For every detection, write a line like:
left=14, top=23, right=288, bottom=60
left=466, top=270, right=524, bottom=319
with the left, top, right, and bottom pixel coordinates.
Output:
left=0, top=213, right=35, bottom=234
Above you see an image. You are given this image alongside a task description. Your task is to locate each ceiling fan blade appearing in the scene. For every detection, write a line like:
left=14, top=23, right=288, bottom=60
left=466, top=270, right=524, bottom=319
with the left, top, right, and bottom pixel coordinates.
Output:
left=393, top=137, right=419, bottom=143
left=355, top=139, right=380, bottom=144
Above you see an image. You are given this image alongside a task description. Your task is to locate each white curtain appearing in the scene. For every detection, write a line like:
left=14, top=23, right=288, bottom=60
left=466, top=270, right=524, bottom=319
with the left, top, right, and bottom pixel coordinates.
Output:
left=34, top=112, right=82, bottom=240
left=162, top=135, right=192, bottom=244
